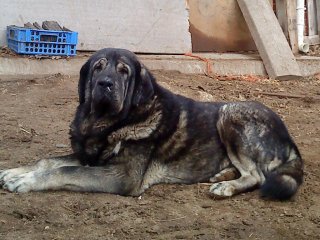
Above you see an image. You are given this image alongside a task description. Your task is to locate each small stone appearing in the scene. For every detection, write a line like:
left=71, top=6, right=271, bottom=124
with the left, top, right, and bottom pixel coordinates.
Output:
left=242, top=220, right=252, bottom=226
left=55, top=144, right=68, bottom=148
left=44, top=226, right=49, bottom=230
left=201, top=204, right=211, bottom=209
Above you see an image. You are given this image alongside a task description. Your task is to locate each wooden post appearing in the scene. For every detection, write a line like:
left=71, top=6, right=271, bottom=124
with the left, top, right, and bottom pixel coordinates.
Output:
left=237, top=0, right=302, bottom=80
left=307, top=0, right=318, bottom=36
left=287, top=0, right=299, bottom=54
left=275, top=0, right=289, bottom=38
left=305, top=0, right=320, bottom=45
left=275, top=0, right=299, bottom=54
left=316, top=0, right=320, bottom=34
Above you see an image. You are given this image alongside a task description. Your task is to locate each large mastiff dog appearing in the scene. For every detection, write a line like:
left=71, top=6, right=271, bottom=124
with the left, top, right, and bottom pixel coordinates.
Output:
left=0, top=48, right=303, bottom=200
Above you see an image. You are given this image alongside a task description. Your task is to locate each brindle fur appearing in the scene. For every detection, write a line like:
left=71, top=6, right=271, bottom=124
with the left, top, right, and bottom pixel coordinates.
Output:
left=0, top=48, right=303, bottom=200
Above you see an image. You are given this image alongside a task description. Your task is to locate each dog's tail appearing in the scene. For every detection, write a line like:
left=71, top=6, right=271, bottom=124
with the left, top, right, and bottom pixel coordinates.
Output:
left=260, top=146, right=303, bottom=200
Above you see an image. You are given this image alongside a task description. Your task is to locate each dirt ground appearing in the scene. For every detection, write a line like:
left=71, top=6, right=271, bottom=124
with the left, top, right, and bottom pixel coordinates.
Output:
left=0, top=70, right=320, bottom=240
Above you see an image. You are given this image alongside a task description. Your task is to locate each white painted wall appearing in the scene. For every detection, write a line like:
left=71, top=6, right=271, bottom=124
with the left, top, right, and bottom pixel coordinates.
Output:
left=0, top=0, right=191, bottom=53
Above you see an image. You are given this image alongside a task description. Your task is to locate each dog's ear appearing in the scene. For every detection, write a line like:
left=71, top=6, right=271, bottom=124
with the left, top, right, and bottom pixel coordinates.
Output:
left=78, top=60, right=91, bottom=104
left=132, top=65, right=155, bottom=107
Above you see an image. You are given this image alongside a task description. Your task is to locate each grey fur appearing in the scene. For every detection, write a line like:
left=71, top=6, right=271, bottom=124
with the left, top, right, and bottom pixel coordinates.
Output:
left=0, top=48, right=303, bottom=200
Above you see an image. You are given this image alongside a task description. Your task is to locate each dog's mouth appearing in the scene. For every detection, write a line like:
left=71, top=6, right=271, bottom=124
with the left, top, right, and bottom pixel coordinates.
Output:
left=91, top=85, right=124, bottom=116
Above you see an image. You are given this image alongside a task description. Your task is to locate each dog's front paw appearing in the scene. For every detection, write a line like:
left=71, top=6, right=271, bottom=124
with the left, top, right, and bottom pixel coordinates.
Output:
left=2, top=172, right=37, bottom=193
left=209, top=182, right=236, bottom=198
left=0, top=167, right=31, bottom=186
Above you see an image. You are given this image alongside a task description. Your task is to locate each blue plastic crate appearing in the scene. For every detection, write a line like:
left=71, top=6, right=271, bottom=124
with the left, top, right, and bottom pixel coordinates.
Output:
left=6, top=26, right=78, bottom=56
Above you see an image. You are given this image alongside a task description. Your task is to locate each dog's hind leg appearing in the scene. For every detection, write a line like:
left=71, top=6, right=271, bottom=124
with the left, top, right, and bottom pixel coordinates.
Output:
left=209, top=150, right=262, bottom=197
left=209, top=104, right=268, bottom=198
left=209, top=167, right=239, bottom=184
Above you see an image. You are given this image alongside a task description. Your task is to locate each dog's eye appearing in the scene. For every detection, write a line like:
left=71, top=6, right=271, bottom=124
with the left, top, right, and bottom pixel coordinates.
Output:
left=120, top=67, right=128, bottom=74
left=117, top=63, right=129, bottom=75
left=94, top=58, right=108, bottom=72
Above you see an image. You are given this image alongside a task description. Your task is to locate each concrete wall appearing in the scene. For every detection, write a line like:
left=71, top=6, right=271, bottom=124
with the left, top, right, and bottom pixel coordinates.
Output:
left=187, top=0, right=256, bottom=52
left=0, top=0, right=191, bottom=53
left=0, top=0, right=277, bottom=53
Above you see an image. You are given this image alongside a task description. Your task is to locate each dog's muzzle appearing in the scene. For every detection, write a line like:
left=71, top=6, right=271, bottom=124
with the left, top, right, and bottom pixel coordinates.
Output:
left=92, top=78, right=124, bottom=115
left=92, top=78, right=114, bottom=106
left=97, top=78, right=114, bottom=93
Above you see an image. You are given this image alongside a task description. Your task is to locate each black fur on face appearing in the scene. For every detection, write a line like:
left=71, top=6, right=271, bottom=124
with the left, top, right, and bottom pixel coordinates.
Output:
left=78, top=48, right=155, bottom=118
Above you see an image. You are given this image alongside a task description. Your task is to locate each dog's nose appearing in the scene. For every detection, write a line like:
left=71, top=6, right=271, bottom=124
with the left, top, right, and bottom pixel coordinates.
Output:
left=97, top=79, right=113, bottom=90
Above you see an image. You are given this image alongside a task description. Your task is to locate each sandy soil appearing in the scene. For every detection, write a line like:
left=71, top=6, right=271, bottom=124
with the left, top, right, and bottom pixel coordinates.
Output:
left=0, top=71, right=320, bottom=240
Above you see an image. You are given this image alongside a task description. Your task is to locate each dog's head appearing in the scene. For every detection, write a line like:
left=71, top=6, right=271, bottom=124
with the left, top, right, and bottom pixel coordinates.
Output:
left=78, top=48, right=154, bottom=117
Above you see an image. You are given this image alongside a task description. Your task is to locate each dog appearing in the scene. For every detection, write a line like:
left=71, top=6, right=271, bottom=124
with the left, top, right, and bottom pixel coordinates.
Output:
left=0, top=48, right=303, bottom=200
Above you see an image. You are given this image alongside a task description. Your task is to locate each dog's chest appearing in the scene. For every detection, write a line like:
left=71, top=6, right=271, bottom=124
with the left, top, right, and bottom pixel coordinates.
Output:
left=69, top=116, right=115, bottom=166
left=71, top=118, right=154, bottom=166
